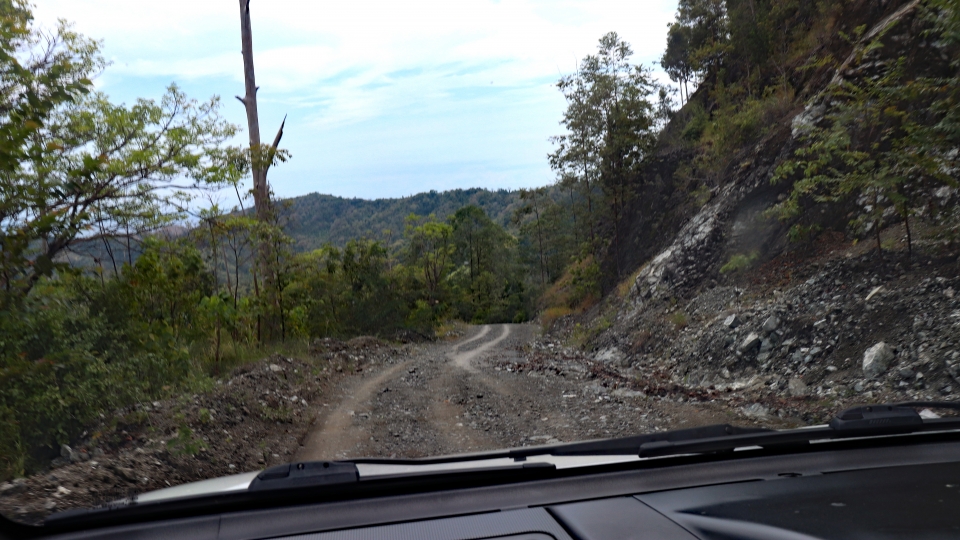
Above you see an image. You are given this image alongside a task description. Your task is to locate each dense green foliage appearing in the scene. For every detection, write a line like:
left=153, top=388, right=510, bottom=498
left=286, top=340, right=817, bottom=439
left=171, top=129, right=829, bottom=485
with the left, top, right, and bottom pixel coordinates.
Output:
left=0, top=248, right=207, bottom=477
left=655, top=0, right=959, bottom=257
left=772, top=2, right=960, bottom=252
left=0, top=2, right=237, bottom=477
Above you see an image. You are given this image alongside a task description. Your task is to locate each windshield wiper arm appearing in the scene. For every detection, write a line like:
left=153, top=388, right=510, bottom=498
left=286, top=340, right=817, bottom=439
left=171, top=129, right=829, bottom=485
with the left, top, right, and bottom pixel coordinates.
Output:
left=639, top=401, right=960, bottom=458
left=249, top=461, right=359, bottom=491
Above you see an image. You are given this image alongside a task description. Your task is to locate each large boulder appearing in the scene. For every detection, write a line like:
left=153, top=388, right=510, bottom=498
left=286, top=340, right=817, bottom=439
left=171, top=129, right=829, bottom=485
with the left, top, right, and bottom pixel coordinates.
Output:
left=863, top=342, right=895, bottom=379
left=595, top=348, right=628, bottom=367
left=761, top=315, right=780, bottom=334
left=739, top=332, right=762, bottom=354
left=723, top=314, right=741, bottom=329
left=788, top=378, right=809, bottom=397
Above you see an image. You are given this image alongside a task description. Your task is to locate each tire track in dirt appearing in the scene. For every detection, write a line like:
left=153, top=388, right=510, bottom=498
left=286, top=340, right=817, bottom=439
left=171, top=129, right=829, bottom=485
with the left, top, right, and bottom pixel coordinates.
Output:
left=296, top=358, right=413, bottom=461
left=298, top=324, right=738, bottom=462
left=452, top=324, right=491, bottom=353
left=297, top=325, right=519, bottom=461
left=429, top=325, right=511, bottom=451
left=450, top=324, right=510, bottom=371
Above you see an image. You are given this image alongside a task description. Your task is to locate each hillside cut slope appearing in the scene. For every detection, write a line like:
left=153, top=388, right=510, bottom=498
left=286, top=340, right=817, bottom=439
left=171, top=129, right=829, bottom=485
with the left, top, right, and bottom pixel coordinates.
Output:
left=564, top=0, right=960, bottom=422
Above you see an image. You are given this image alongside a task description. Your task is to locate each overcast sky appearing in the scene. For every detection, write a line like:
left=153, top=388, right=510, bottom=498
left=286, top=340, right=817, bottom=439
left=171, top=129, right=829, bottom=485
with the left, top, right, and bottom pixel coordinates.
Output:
left=35, top=0, right=678, bottom=201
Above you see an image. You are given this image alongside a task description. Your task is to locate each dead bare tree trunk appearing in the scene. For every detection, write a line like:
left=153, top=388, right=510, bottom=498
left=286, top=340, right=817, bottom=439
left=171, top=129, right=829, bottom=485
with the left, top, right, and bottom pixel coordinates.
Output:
left=237, top=0, right=286, bottom=342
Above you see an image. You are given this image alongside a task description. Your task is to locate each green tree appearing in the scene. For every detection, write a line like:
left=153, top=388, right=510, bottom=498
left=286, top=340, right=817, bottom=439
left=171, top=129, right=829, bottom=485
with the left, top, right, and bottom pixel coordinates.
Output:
left=404, top=214, right=454, bottom=300
left=550, top=68, right=602, bottom=256
left=3, top=78, right=241, bottom=301
left=772, top=34, right=957, bottom=255
left=286, top=239, right=405, bottom=337
left=515, top=188, right=550, bottom=287
left=675, top=0, right=728, bottom=76
left=551, top=33, right=661, bottom=278
left=925, top=0, right=960, bottom=159
left=1, top=2, right=243, bottom=304
left=661, top=22, right=697, bottom=104
left=121, top=238, right=214, bottom=336
left=450, top=205, right=504, bottom=283
left=1, top=3, right=96, bottom=298
left=449, top=205, right=524, bottom=323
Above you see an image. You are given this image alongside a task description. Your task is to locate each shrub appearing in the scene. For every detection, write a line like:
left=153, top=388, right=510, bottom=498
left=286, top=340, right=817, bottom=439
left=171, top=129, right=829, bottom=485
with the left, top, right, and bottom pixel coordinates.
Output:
left=540, top=256, right=601, bottom=312
left=691, top=184, right=712, bottom=207
left=541, top=307, right=574, bottom=332
left=0, top=406, right=23, bottom=480
left=681, top=103, right=709, bottom=142
left=670, top=311, right=689, bottom=329
left=702, top=84, right=795, bottom=172
left=720, top=251, right=759, bottom=274
left=0, top=274, right=194, bottom=478
left=569, top=314, right=613, bottom=349
left=166, top=421, right=207, bottom=457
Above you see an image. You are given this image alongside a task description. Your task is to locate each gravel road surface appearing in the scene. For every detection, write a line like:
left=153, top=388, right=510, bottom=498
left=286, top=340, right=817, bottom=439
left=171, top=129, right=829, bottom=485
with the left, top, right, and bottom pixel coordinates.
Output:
left=297, top=324, right=745, bottom=461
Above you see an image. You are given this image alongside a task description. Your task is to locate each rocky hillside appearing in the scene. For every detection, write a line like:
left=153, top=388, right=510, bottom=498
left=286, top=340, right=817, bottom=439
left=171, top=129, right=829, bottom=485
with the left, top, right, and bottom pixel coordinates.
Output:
left=556, top=0, right=960, bottom=419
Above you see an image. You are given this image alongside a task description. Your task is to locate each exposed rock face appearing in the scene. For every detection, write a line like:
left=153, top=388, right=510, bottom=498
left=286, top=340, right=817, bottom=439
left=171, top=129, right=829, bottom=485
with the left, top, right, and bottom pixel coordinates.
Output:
left=595, top=348, right=617, bottom=362
left=741, top=403, right=770, bottom=419
left=578, top=241, right=960, bottom=421
left=595, top=348, right=627, bottom=367
left=570, top=0, right=960, bottom=413
left=790, top=103, right=827, bottom=138
left=863, top=342, right=895, bottom=379
left=630, top=188, right=728, bottom=304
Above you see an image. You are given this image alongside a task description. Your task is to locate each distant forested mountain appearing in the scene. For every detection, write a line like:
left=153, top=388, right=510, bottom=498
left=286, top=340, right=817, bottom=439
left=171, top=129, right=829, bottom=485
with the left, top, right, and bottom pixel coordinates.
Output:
left=279, top=188, right=523, bottom=252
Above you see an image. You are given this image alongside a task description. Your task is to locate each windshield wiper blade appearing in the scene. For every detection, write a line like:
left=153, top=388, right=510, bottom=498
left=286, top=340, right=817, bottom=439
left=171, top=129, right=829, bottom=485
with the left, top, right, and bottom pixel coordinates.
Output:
left=347, top=424, right=772, bottom=467
left=512, top=424, right=771, bottom=458
left=639, top=401, right=960, bottom=458
left=352, top=402, right=960, bottom=465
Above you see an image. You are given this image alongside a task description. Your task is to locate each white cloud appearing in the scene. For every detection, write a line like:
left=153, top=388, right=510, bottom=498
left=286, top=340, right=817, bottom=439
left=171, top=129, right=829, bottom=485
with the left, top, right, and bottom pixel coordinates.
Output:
left=33, top=0, right=679, bottom=199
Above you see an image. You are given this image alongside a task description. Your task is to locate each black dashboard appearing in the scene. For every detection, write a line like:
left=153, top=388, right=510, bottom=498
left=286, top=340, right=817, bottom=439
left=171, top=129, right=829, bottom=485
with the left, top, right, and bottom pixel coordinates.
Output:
left=13, top=438, right=960, bottom=540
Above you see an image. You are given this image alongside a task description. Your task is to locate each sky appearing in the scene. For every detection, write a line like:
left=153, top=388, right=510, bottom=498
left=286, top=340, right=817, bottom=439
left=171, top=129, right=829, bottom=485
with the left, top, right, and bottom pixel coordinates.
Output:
left=34, top=0, right=678, bottom=201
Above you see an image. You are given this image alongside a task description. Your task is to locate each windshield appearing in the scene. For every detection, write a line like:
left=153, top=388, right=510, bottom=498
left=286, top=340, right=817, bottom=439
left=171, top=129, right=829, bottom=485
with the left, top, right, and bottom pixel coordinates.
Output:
left=2, top=0, right=960, bottom=526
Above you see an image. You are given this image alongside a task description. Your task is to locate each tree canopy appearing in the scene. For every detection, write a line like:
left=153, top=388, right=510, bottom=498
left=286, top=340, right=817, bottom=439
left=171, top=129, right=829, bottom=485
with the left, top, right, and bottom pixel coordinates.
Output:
left=0, top=4, right=241, bottom=300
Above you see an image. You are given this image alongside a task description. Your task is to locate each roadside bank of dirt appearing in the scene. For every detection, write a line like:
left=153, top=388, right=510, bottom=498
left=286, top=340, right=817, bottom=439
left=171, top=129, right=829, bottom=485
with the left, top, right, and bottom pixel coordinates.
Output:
left=0, top=337, right=403, bottom=525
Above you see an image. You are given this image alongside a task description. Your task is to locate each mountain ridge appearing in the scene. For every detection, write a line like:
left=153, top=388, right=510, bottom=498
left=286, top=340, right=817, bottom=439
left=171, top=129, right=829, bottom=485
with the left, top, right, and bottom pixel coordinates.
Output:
left=279, top=187, right=524, bottom=252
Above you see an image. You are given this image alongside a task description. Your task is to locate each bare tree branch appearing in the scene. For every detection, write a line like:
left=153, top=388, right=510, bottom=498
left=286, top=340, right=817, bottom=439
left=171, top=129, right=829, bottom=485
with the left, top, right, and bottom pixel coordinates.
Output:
left=271, top=115, right=286, bottom=150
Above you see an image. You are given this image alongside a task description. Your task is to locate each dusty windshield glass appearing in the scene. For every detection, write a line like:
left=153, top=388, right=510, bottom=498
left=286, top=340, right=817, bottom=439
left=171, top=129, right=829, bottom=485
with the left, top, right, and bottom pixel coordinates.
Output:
left=2, top=0, right=960, bottom=526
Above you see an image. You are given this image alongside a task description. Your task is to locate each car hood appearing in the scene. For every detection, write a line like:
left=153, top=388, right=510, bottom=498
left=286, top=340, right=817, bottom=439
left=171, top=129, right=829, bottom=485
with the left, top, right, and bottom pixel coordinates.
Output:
left=134, top=453, right=644, bottom=504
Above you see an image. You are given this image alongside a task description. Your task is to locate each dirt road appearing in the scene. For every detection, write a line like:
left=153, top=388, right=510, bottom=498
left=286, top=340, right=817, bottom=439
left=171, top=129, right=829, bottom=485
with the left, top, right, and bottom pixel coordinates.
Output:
left=297, top=324, right=743, bottom=461
left=2, top=325, right=800, bottom=524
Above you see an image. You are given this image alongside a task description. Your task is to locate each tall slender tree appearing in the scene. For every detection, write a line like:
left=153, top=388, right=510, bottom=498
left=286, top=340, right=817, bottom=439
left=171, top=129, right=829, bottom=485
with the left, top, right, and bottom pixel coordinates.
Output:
left=551, top=33, right=661, bottom=279
left=236, top=0, right=288, bottom=341
left=661, top=22, right=696, bottom=104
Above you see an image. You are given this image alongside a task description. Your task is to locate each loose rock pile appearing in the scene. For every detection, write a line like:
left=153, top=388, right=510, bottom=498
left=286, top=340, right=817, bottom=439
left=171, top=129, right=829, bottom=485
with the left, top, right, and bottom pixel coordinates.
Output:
left=568, top=247, right=960, bottom=424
